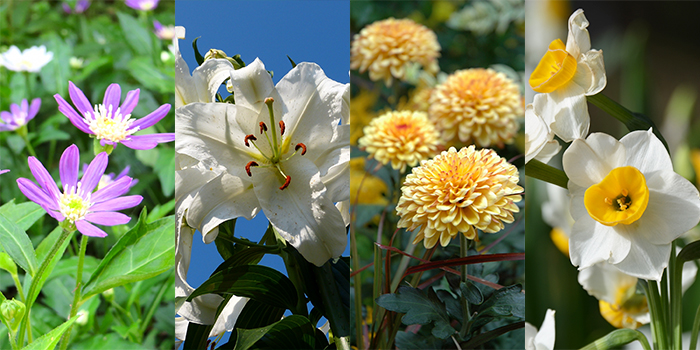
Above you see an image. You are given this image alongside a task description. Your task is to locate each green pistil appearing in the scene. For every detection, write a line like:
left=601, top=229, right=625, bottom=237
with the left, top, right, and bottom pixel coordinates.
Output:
left=265, top=97, right=279, bottom=159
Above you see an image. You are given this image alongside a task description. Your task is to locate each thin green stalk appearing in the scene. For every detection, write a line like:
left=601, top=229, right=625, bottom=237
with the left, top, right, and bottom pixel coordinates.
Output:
left=389, top=230, right=418, bottom=293
left=18, top=228, right=73, bottom=346
left=137, top=270, right=173, bottom=338
left=19, top=132, right=36, bottom=158
left=644, top=280, right=669, bottom=350
left=670, top=243, right=682, bottom=350
left=579, top=329, right=652, bottom=350
left=459, top=235, right=471, bottom=337
left=350, top=220, right=363, bottom=349
left=10, top=273, right=24, bottom=303
left=59, top=234, right=88, bottom=350
left=690, top=303, right=700, bottom=350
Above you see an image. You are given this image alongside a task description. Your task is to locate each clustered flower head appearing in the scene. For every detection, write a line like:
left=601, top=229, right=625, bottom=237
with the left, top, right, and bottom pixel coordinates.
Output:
left=54, top=81, right=174, bottom=150
left=429, top=68, right=523, bottom=148
left=16, top=144, right=142, bottom=237
left=351, top=17, right=440, bottom=86
left=358, top=110, right=440, bottom=172
left=396, top=146, right=522, bottom=248
left=0, top=98, right=41, bottom=132
left=0, top=45, right=53, bottom=73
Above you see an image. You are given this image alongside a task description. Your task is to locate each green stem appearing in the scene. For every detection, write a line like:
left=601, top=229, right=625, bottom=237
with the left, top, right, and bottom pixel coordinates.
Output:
left=670, top=243, right=683, bottom=350
left=19, top=130, right=37, bottom=158
left=10, top=273, right=25, bottom=303
left=580, top=329, right=652, bottom=350
left=137, top=270, right=173, bottom=338
left=18, top=228, right=74, bottom=346
left=459, top=235, right=471, bottom=337
left=587, top=93, right=669, bottom=152
left=350, top=219, right=364, bottom=349
left=690, top=303, right=700, bottom=350
left=525, top=159, right=568, bottom=189
left=644, top=279, right=669, bottom=350
left=59, top=234, right=88, bottom=350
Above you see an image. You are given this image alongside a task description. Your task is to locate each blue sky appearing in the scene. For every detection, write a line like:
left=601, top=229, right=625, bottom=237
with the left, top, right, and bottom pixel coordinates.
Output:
left=176, top=0, right=349, bottom=344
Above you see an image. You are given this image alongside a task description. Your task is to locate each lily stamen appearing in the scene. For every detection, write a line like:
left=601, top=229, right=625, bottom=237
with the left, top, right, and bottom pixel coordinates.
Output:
left=280, top=175, right=292, bottom=190
left=245, top=161, right=259, bottom=176
left=295, top=143, right=307, bottom=155
left=279, top=120, right=286, bottom=135
left=259, top=121, right=267, bottom=134
left=244, top=134, right=257, bottom=147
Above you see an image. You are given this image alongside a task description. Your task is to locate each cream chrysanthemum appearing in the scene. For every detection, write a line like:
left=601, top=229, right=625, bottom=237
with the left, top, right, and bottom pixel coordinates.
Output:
left=396, top=146, right=522, bottom=248
left=429, top=68, right=522, bottom=147
left=351, top=18, right=440, bottom=86
left=359, top=110, right=440, bottom=172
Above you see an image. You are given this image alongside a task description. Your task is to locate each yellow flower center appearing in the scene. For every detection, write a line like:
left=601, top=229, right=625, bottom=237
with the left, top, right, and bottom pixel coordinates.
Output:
left=584, top=166, right=649, bottom=226
left=59, top=186, right=91, bottom=223
left=529, top=39, right=577, bottom=93
left=85, top=104, right=137, bottom=142
left=599, top=283, right=648, bottom=329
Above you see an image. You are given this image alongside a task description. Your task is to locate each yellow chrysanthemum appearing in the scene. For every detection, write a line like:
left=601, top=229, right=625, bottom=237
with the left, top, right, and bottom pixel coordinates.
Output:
left=351, top=18, right=440, bottom=86
left=429, top=68, right=523, bottom=147
left=350, top=158, right=388, bottom=206
left=396, top=146, right=522, bottom=248
left=359, top=110, right=441, bottom=172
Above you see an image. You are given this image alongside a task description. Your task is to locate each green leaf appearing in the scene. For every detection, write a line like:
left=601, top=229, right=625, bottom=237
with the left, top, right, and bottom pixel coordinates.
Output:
left=313, top=259, right=350, bottom=337
left=215, top=219, right=238, bottom=261
left=24, top=227, right=72, bottom=305
left=117, top=12, right=152, bottom=57
left=39, top=33, right=72, bottom=95
left=20, top=314, right=78, bottom=350
left=0, top=213, right=38, bottom=276
left=9, top=73, right=27, bottom=106
left=459, top=321, right=525, bottom=349
left=127, top=57, right=173, bottom=94
left=678, top=240, right=700, bottom=263
left=35, top=124, right=71, bottom=145
left=187, top=265, right=297, bottom=311
left=395, top=330, right=445, bottom=350
left=145, top=199, right=175, bottom=223
left=70, top=332, right=148, bottom=350
left=376, top=286, right=456, bottom=339
left=461, top=280, right=484, bottom=305
left=81, top=210, right=175, bottom=299
left=525, top=159, right=568, bottom=189
left=182, top=322, right=213, bottom=350
left=0, top=199, right=45, bottom=231
left=154, top=147, right=175, bottom=196
left=192, top=37, right=204, bottom=65
left=287, top=55, right=297, bottom=68
left=234, top=298, right=285, bottom=329
left=232, top=315, right=316, bottom=350
left=470, top=284, right=525, bottom=330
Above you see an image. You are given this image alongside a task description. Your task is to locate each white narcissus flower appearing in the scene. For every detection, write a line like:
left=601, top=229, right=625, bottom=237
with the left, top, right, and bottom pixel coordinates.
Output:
left=176, top=58, right=349, bottom=266
left=174, top=26, right=234, bottom=108
left=525, top=94, right=561, bottom=164
left=525, top=309, right=556, bottom=350
left=529, top=9, right=606, bottom=142
left=0, top=45, right=53, bottom=72
left=542, top=182, right=574, bottom=256
left=563, top=129, right=700, bottom=280
left=578, top=259, right=697, bottom=329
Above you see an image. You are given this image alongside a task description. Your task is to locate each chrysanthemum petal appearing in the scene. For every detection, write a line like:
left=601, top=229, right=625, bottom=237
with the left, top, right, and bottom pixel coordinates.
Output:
left=27, top=156, right=61, bottom=202
left=85, top=211, right=131, bottom=226
left=75, top=220, right=108, bottom=237
left=121, top=133, right=175, bottom=150
left=68, top=81, right=93, bottom=115
left=28, top=98, right=41, bottom=122
left=91, top=195, right=143, bottom=213
left=103, top=83, right=121, bottom=111
left=54, top=93, right=92, bottom=134
left=121, top=89, right=140, bottom=116
left=17, top=178, right=56, bottom=210
left=59, top=144, right=80, bottom=191
left=92, top=177, right=136, bottom=202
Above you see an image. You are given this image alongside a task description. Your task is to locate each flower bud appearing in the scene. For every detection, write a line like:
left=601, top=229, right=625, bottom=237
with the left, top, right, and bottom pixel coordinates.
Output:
left=76, top=309, right=89, bottom=325
left=1, top=299, right=26, bottom=333
left=204, top=49, right=228, bottom=61
left=102, top=288, right=114, bottom=303
left=69, top=57, right=84, bottom=69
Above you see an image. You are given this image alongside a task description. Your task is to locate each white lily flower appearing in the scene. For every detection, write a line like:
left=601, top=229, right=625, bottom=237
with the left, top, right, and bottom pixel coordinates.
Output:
left=525, top=309, right=556, bottom=350
left=529, top=9, right=606, bottom=142
left=0, top=45, right=53, bottom=72
left=563, top=129, right=700, bottom=280
left=174, top=26, right=234, bottom=108
left=525, top=94, right=561, bottom=164
left=579, top=259, right=697, bottom=329
left=176, top=58, right=349, bottom=266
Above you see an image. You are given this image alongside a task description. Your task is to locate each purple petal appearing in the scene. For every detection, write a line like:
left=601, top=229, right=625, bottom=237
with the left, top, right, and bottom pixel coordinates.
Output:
left=59, top=144, right=80, bottom=191
left=120, top=89, right=140, bottom=116
left=1, top=111, right=13, bottom=124
left=27, top=98, right=41, bottom=121
left=121, top=133, right=174, bottom=150
left=103, top=83, right=121, bottom=112
left=27, top=156, right=61, bottom=202
left=116, top=165, right=131, bottom=179
left=131, top=104, right=171, bottom=131
left=75, top=220, right=108, bottom=237
left=0, top=169, right=9, bottom=175
left=62, top=3, right=72, bottom=13
left=10, top=103, right=21, bottom=116
left=55, top=93, right=92, bottom=134
left=80, top=152, right=108, bottom=194
left=68, top=81, right=93, bottom=115
left=85, top=212, right=131, bottom=226
left=92, top=176, right=133, bottom=202
left=91, top=195, right=143, bottom=212
left=17, top=178, right=57, bottom=209
left=20, top=99, right=28, bottom=114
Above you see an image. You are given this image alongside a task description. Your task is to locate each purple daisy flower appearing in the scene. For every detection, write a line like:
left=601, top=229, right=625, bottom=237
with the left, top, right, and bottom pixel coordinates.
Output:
left=54, top=81, right=174, bottom=150
left=62, top=0, right=90, bottom=14
left=16, top=144, right=142, bottom=237
left=82, top=163, right=139, bottom=190
left=153, top=20, right=175, bottom=40
left=125, top=0, right=159, bottom=11
left=0, top=98, right=41, bottom=132
left=0, top=170, right=9, bottom=175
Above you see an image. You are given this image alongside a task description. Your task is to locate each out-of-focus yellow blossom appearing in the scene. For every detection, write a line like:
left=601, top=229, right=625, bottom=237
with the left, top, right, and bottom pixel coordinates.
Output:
left=350, top=90, right=379, bottom=146
left=351, top=18, right=440, bottom=86
left=429, top=68, right=523, bottom=147
left=396, top=146, right=522, bottom=248
left=350, top=158, right=388, bottom=206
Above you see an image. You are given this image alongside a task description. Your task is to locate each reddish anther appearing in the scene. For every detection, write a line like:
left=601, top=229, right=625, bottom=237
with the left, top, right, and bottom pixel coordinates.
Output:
left=279, top=175, right=292, bottom=190
left=244, top=134, right=257, bottom=147
left=295, top=143, right=307, bottom=155
left=279, top=120, right=286, bottom=135
left=259, top=121, right=267, bottom=134
left=245, top=161, right=258, bottom=176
